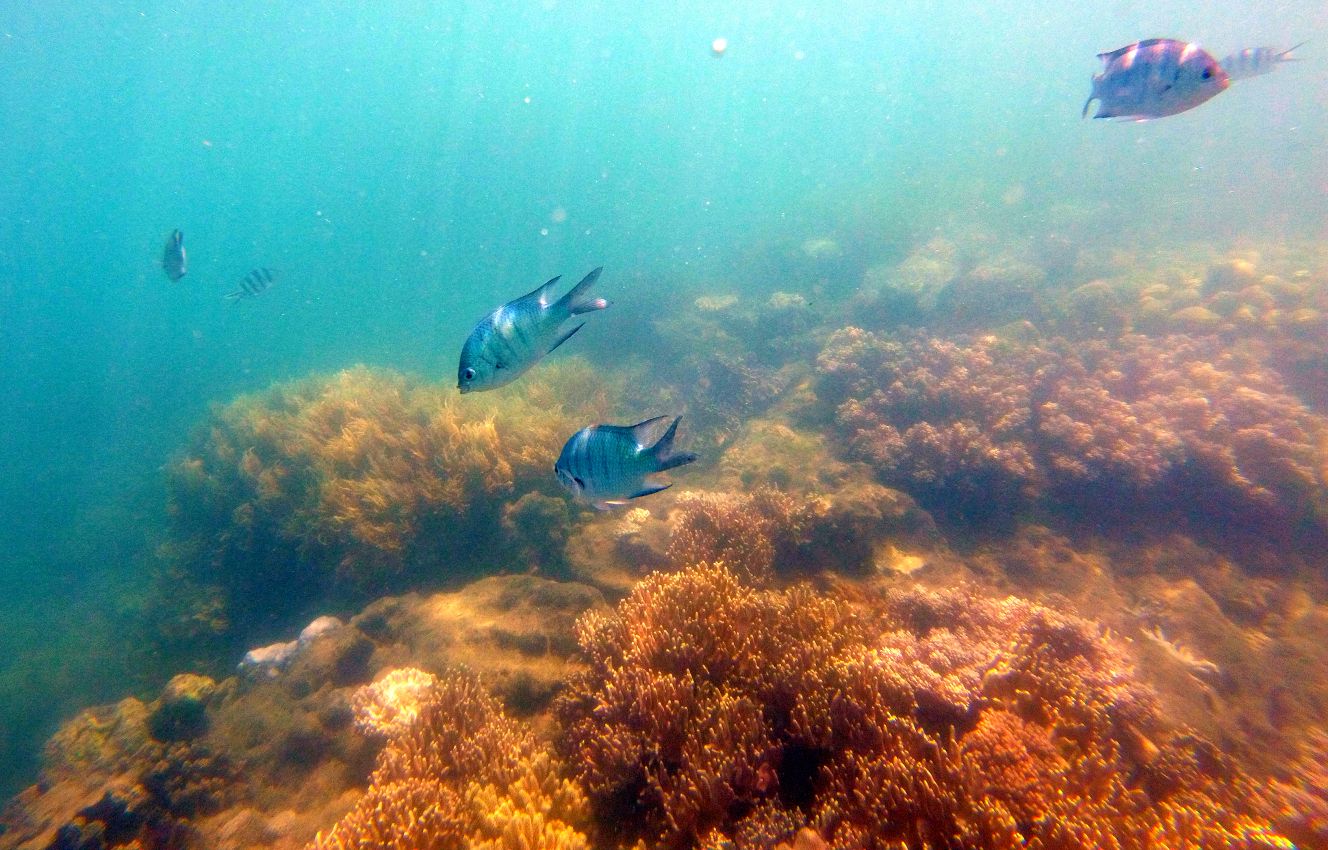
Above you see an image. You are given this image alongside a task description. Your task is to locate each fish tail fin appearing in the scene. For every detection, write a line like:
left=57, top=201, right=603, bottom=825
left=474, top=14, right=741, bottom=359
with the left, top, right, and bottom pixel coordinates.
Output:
left=1279, top=41, right=1307, bottom=60
left=558, top=266, right=609, bottom=316
left=649, top=416, right=697, bottom=471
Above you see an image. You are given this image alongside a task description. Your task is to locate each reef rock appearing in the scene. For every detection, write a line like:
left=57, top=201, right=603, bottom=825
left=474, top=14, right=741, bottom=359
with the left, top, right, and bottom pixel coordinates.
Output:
left=0, top=573, right=605, bottom=850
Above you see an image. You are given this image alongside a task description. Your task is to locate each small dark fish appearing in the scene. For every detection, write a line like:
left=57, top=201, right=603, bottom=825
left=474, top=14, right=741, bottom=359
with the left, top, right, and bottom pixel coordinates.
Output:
left=162, top=230, right=187, bottom=281
left=556, top=415, right=697, bottom=509
left=458, top=267, right=609, bottom=393
left=226, top=267, right=277, bottom=301
left=1220, top=43, right=1305, bottom=81
left=1084, top=39, right=1228, bottom=120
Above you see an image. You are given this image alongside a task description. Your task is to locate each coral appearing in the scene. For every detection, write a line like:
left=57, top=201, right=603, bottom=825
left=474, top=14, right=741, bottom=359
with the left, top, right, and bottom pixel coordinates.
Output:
left=815, top=327, right=1328, bottom=532
left=159, top=360, right=613, bottom=641
left=815, top=328, right=1046, bottom=520
left=312, top=668, right=589, bottom=850
left=555, top=563, right=1288, bottom=850
left=148, top=674, right=218, bottom=742
left=1261, top=727, right=1328, bottom=848
left=666, top=489, right=817, bottom=582
left=351, top=667, right=440, bottom=738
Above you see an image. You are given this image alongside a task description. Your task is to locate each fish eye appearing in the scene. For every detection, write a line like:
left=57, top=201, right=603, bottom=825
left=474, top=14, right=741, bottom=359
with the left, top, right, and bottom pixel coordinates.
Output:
left=1202, top=68, right=1212, bottom=79
left=463, top=367, right=476, bottom=381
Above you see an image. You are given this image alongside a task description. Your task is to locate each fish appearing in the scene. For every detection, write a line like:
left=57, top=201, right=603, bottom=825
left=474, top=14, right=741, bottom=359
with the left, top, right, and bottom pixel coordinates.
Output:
left=225, top=267, right=278, bottom=301
left=162, top=230, right=187, bottom=281
left=1219, top=43, right=1305, bottom=81
left=555, top=415, right=697, bottom=509
left=457, top=266, right=608, bottom=393
left=1083, top=39, right=1229, bottom=120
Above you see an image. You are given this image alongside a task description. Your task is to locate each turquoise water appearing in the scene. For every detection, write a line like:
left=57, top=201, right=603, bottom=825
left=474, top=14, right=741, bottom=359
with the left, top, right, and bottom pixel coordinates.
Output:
left=0, top=0, right=1324, bottom=798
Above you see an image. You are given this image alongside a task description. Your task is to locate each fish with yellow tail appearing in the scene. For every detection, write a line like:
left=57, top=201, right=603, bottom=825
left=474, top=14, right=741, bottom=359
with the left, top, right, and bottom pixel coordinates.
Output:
left=555, top=415, right=696, bottom=510
left=1084, top=39, right=1228, bottom=120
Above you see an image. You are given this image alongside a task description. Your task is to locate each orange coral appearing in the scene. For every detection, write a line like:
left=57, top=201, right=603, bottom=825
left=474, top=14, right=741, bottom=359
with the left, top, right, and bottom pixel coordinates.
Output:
left=555, top=563, right=1290, bottom=850
left=666, top=489, right=818, bottom=582
left=312, top=668, right=589, bottom=850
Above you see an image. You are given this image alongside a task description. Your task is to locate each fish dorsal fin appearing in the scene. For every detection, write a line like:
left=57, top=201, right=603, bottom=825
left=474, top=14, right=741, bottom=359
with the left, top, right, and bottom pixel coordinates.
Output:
left=1098, top=38, right=1173, bottom=62
left=513, top=275, right=563, bottom=309
left=627, top=415, right=674, bottom=450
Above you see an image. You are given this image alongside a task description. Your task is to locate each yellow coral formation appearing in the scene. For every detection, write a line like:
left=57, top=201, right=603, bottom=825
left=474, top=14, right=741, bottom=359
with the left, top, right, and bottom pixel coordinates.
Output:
left=352, top=667, right=440, bottom=738
left=163, top=360, right=614, bottom=633
left=313, top=668, right=589, bottom=850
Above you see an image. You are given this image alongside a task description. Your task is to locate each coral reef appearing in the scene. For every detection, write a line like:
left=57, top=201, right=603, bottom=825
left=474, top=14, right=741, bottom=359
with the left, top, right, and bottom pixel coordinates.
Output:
left=815, top=326, right=1328, bottom=532
left=1263, top=727, right=1328, bottom=848
left=0, top=573, right=602, bottom=850
left=312, top=667, right=589, bottom=850
left=555, top=562, right=1287, bottom=850
left=350, top=667, right=439, bottom=739
left=666, top=489, right=816, bottom=583
left=157, top=360, right=613, bottom=645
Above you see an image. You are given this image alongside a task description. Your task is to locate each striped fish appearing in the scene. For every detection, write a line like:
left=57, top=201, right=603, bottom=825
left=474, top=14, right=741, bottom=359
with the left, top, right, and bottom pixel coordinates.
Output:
left=555, top=415, right=697, bottom=510
left=1083, top=39, right=1228, bottom=120
left=1220, top=43, right=1305, bottom=81
left=226, top=267, right=278, bottom=301
left=457, top=266, right=608, bottom=393
left=162, top=230, right=187, bottom=281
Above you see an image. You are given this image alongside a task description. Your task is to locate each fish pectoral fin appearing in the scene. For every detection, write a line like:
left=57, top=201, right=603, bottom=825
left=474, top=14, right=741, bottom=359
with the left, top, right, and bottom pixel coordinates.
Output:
left=629, top=483, right=671, bottom=500
left=548, top=322, right=585, bottom=354
left=593, top=500, right=626, bottom=511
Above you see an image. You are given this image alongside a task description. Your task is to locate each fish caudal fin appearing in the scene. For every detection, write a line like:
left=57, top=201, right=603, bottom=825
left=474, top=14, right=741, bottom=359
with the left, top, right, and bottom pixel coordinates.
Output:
left=646, top=415, right=698, bottom=471
left=558, top=266, right=609, bottom=316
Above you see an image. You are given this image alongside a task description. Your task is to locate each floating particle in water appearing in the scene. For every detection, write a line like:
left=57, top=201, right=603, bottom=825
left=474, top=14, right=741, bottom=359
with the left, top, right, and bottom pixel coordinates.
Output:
left=711, top=37, right=728, bottom=57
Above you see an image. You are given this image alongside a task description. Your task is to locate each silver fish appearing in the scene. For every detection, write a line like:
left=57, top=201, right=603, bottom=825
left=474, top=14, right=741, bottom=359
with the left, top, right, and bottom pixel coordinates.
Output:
left=555, top=415, right=696, bottom=510
left=458, top=267, right=608, bottom=393
left=1084, top=39, right=1228, bottom=120
left=162, top=230, right=187, bottom=281
left=1220, top=43, right=1305, bottom=81
left=226, top=267, right=277, bottom=301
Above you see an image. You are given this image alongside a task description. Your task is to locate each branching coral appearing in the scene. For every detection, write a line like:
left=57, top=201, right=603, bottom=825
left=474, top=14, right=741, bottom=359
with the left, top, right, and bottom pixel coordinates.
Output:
left=815, top=327, right=1328, bottom=531
left=666, top=489, right=819, bottom=583
left=312, top=667, right=590, bottom=850
left=555, top=563, right=1289, bottom=850
left=1261, top=727, right=1328, bottom=848
left=161, top=360, right=614, bottom=639
left=352, top=667, right=440, bottom=739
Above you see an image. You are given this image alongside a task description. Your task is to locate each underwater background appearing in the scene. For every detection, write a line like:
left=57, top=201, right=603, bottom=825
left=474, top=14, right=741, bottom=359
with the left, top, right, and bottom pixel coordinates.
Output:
left=2, top=1, right=1327, bottom=847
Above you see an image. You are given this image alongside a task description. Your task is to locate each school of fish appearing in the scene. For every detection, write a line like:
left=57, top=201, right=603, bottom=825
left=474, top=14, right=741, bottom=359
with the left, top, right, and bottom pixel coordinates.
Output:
left=156, top=33, right=1305, bottom=505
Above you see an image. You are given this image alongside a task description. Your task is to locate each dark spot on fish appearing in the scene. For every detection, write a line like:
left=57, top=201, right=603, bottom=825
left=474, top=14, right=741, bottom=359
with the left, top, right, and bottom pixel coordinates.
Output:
left=574, top=476, right=585, bottom=488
